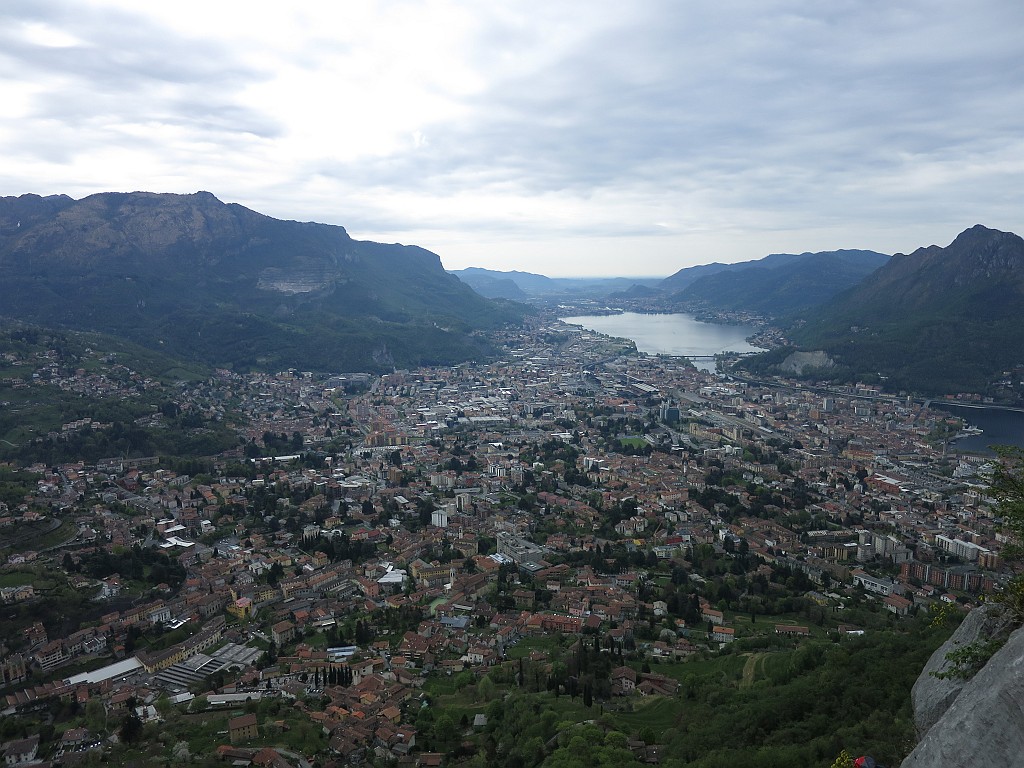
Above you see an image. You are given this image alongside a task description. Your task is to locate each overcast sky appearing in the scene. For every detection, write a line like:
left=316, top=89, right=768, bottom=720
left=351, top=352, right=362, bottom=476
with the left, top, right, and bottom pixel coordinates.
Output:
left=2, top=1, right=1021, bottom=276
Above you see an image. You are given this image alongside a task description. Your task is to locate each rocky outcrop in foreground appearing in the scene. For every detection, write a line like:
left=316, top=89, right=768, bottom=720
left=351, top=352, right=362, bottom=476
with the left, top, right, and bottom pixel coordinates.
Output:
left=901, top=608, right=1024, bottom=766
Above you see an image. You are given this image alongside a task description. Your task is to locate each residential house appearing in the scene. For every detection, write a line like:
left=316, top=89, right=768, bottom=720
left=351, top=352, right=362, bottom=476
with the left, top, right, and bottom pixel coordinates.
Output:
left=711, top=626, right=735, bottom=643
left=884, top=594, right=913, bottom=617
left=229, top=713, right=259, bottom=744
left=611, top=666, right=637, bottom=696
left=701, top=607, right=724, bottom=626
left=2, top=735, right=39, bottom=765
left=271, top=620, right=296, bottom=647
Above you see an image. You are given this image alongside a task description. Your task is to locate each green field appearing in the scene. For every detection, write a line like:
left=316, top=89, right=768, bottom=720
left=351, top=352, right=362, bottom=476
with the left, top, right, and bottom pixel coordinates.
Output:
left=506, top=634, right=569, bottom=660
left=0, top=519, right=78, bottom=556
left=0, top=569, right=61, bottom=589
left=617, top=437, right=649, bottom=448
left=612, top=696, right=684, bottom=734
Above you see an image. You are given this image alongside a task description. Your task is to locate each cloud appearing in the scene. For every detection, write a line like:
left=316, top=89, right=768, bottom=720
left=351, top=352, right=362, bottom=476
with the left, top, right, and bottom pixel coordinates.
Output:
left=1, top=0, right=1022, bottom=275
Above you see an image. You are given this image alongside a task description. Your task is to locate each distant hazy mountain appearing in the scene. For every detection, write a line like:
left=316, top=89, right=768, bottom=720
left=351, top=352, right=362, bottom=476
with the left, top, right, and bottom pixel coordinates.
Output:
left=450, top=267, right=661, bottom=299
left=448, top=268, right=531, bottom=300
left=0, top=192, right=525, bottom=372
left=452, top=267, right=559, bottom=296
left=661, top=261, right=760, bottom=293
left=607, top=283, right=661, bottom=300
left=659, top=252, right=834, bottom=293
left=749, top=225, right=1024, bottom=393
left=670, top=249, right=890, bottom=315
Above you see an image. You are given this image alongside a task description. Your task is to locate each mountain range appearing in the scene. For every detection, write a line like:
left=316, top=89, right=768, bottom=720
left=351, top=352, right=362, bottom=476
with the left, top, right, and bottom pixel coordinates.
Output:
left=0, top=191, right=1019, bottom=396
left=457, top=228, right=1024, bottom=396
left=0, top=192, right=525, bottom=373
left=456, top=250, right=890, bottom=318
left=659, top=249, right=890, bottom=315
left=777, top=224, right=1024, bottom=393
left=448, top=267, right=660, bottom=300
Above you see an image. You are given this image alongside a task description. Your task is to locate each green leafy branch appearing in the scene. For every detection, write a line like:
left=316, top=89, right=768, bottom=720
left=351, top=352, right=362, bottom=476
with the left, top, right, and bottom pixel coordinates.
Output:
left=931, top=637, right=1006, bottom=681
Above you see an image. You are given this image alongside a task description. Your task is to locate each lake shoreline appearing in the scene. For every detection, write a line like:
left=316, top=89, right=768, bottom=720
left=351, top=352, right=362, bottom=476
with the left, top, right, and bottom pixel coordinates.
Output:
left=559, top=311, right=764, bottom=372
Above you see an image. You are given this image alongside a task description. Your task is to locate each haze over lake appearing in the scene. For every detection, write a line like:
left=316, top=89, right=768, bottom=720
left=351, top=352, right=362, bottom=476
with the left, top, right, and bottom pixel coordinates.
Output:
left=560, top=312, right=762, bottom=370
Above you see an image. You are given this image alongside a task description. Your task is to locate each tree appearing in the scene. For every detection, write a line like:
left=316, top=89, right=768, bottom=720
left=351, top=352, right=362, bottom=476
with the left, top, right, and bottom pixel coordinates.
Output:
left=118, top=712, right=143, bottom=744
left=992, top=447, right=1024, bottom=548
left=154, top=695, right=174, bottom=718
left=256, top=640, right=277, bottom=670
left=989, top=447, right=1024, bottom=619
left=478, top=674, right=497, bottom=702
left=267, top=561, right=284, bottom=586
left=85, top=699, right=106, bottom=733
left=433, top=713, right=458, bottom=745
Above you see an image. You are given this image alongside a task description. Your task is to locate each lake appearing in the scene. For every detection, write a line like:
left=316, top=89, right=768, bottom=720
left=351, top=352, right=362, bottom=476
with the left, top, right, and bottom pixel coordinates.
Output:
left=931, top=402, right=1024, bottom=454
left=560, top=312, right=761, bottom=371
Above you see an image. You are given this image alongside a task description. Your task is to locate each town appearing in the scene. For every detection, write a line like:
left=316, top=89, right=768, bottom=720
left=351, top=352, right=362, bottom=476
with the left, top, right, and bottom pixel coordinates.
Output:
left=0, top=316, right=1004, bottom=767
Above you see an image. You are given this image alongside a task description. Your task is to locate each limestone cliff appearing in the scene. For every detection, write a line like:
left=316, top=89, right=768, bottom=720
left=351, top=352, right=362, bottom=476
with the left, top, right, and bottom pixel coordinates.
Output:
left=778, top=350, right=834, bottom=376
left=901, top=607, right=1024, bottom=766
left=0, top=191, right=526, bottom=372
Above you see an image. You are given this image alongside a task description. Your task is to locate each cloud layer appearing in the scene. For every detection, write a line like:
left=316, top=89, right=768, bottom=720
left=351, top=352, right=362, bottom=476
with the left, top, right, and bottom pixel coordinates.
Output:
left=2, top=0, right=1021, bottom=275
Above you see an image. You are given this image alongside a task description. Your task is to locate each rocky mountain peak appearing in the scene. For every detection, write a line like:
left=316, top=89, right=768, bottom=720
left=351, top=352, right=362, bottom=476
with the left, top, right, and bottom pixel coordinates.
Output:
left=0, top=191, right=523, bottom=372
